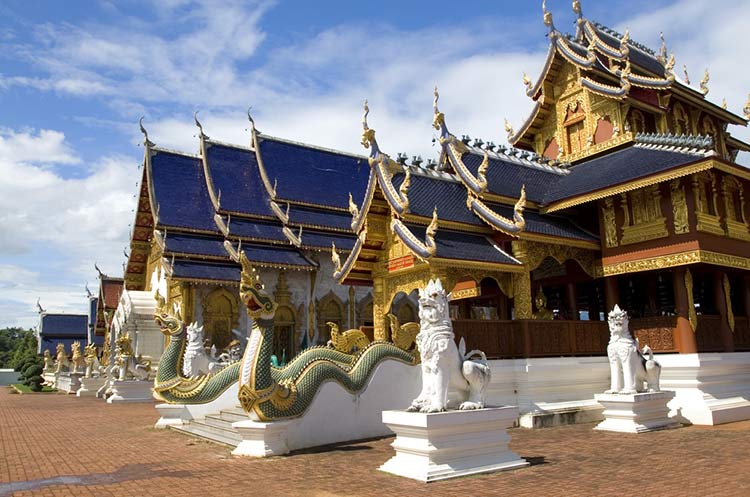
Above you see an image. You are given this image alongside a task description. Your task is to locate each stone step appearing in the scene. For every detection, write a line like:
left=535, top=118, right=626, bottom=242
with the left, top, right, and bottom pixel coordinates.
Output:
left=170, top=421, right=240, bottom=447
left=203, top=414, right=237, bottom=431
left=218, top=407, right=248, bottom=422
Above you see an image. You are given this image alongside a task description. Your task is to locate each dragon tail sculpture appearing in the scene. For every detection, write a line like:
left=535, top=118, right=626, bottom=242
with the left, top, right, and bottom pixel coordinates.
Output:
left=236, top=252, right=417, bottom=421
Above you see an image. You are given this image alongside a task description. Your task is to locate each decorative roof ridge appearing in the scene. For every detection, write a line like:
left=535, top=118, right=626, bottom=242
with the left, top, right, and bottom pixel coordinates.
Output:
left=332, top=229, right=367, bottom=283
left=405, top=163, right=460, bottom=182
left=468, top=187, right=526, bottom=237
left=463, top=142, right=571, bottom=174
left=391, top=210, right=438, bottom=262
left=591, top=21, right=656, bottom=56
left=634, top=132, right=716, bottom=156
left=149, top=146, right=201, bottom=159
left=258, top=133, right=369, bottom=161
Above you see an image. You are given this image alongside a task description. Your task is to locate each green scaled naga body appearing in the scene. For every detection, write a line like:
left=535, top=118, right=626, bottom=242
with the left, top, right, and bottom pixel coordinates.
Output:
left=152, top=312, right=241, bottom=404
left=237, top=251, right=417, bottom=421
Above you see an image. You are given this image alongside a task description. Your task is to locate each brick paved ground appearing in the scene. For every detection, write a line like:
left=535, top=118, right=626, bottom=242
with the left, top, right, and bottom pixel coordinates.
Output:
left=0, top=387, right=748, bottom=497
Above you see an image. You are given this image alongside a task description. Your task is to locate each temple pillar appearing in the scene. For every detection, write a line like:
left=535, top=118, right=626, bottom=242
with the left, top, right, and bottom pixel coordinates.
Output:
left=373, top=279, right=388, bottom=341
left=672, top=266, right=697, bottom=354
left=713, top=271, right=735, bottom=352
left=566, top=283, right=579, bottom=320
left=604, top=276, right=620, bottom=313
left=512, top=271, right=532, bottom=319
left=589, top=285, right=601, bottom=321
left=742, top=274, right=750, bottom=318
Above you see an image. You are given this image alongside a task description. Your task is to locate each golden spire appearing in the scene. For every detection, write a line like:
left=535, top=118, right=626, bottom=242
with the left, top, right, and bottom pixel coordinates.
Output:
left=658, top=32, right=667, bottom=64
left=360, top=99, right=375, bottom=149
left=743, top=93, right=750, bottom=120
left=683, top=65, right=690, bottom=85
left=722, top=98, right=727, bottom=110
left=542, top=0, right=554, bottom=29
left=572, top=0, right=582, bottom=17
left=699, top=69, right=710, bottom=96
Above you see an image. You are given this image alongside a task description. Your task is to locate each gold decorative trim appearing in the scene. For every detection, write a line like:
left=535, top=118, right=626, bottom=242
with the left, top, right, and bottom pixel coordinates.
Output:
left=544, top=159, right=714, bottom=213
left=620, top=217, right=668, bottom=245
left=600, top=249, right=750, bottom=277
left=685, top=268, right=697, bottom=332
left=695, top=211, right=725, bottom=236
left=723, top=273, right=735, bottom=332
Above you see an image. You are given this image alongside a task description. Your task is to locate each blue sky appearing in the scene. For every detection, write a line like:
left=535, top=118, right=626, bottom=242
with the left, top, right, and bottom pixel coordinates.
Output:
left=1, top=0, right=749, bottom=328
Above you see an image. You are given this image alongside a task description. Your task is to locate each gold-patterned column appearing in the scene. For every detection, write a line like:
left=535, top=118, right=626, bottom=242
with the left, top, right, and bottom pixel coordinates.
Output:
left=511, top=240, right=532, bottom=319
left=373, top=278, right=388, bottom=341
left=672, top=266, right=697, bottom=354
left=348, top=285, right=356, bottom=329
left=713, top=270, right=735, bottom=352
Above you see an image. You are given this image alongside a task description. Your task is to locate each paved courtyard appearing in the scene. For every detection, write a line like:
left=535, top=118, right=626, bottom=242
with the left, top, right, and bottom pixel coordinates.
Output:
left=0, top=388, right=748, bottom=497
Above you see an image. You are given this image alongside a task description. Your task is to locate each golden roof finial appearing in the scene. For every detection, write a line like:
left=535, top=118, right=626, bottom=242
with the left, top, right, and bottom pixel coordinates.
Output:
left=542, top=0, right=554, bottom=28
left=139, top=116, right=154, bottom=147
left=722, top=98, right=727, bottom=110
left=659, top=32, right=667, bottom=63
left=683, top=64, right=690, bottom=85
left=360, top=99, right=376, bottom=151
left=504, top=118, right=514, bottom=141
left=348, top=192, right=359, bottom=219
left=432, top=85, right=447, bottom=134
left=523, top=72, right=532, bottom=92
left=331, top=242, right=341, bottom=272
left=194, top=111, right=206, bottom=138
left=572, top=0, right=582, bottom=17
left=700, top=69, right=710, bottom=96
left=743, top=93, right=750, bottom=120
left=426, top=207, right=439, bottom=242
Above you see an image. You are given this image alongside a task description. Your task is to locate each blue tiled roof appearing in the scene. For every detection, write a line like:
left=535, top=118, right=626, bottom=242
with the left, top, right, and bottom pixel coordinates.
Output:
left=39, top=337, right=87, bottom=357
left=204, top=143, right=274, bottom=217
left=39, top=314, right=88, bottom=337
left=484, top=202, right=599, bottom=242
left=300, top=229, right=357, bottom=251
left=164, top=233, right=228, bottom=258
left=461, top=152, right=564, bottom=203
left=287, top=205, right=353, bottom=231
left=241, top=244, right=316, bottom=268
left=406, top=224, right=520, bottom=265
left=405, top=174, right=482, bottom=226
left=227, top=217, right=287, bottom=242
left=172, top=260, right=240, bottom=282
left=151, top=150, right=218, bottom=232
left=258, top=137, right=370, bottom=209
left=592, top=24, right=665, bottom=78
left=544, top=146, right=703, bottom=204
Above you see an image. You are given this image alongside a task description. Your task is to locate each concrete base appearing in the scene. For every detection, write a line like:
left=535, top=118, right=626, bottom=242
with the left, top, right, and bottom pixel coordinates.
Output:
left=379, top=407, right=528, bottom=482
left=659, top=352, right=750, bottom=425
left=595, top=391, right=680, bottom=433
left=56, top=373, right=83, bottom=394
left=42, top=372, right=58, bottom=388
left=519, top=399, right=604, bottom=428
left=106, top=380, right=154, bottom=403
left=231, top=420, right=293, bottom=457
left=77, top=377, right=107, bottom=397
left=153, top=382, right=239, bottom=429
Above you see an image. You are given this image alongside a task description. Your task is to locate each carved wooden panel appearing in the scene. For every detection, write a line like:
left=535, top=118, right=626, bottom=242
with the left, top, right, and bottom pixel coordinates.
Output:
left=695, top=315, right=724, bottom=352
left=733, top=317, right=750, bottom=351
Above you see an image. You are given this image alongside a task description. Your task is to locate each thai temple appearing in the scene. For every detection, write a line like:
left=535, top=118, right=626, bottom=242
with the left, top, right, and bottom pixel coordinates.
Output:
left=35, top=309, right=88, bottom=356
left=47, top=0, right=750, bottom=433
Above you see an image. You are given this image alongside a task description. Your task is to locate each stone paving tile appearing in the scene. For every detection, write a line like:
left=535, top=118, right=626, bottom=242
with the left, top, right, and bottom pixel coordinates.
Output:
left=1, top=387, right=749, bottom=496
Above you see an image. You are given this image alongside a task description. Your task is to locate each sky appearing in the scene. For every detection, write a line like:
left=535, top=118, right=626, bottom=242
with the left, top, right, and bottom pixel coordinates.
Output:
left=1, top=0, right=749, bottom=329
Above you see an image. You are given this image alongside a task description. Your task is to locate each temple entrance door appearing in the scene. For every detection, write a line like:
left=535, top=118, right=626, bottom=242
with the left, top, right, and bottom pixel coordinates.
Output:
left=317, top=292, right=344, bottom=344
left=202, top=288, right=239, bottom=349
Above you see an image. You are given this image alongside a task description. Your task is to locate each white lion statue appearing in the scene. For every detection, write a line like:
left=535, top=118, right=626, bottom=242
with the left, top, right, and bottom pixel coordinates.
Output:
left=408, top=279, right=491, bottom=412
left=182, top=322, right=221, bottom=377
left=606, top=305, right=661, bottom=394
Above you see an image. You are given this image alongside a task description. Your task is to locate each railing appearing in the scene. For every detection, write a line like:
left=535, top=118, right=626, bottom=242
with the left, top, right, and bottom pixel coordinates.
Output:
left=451, top=319, right=609, bottom=359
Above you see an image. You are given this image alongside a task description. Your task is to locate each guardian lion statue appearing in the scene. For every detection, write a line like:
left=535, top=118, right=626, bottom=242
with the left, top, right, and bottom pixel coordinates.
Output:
left=606, top=305, right=661, bottom=394
left=182, top=322, right=221, bottom=377
left=408, top=279, right=491, bottom=412
left=54, top=343, right=70, bottom=374
left=83, top=343, right=102, bottom=378
left=115, top=334, right=151, bottom=381
left=70, top=341, right=85, bottom=374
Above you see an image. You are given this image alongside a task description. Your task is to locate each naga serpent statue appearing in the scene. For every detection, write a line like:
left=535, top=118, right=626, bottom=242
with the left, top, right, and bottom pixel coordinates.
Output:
left=237, top=251, right=417, bottom=421
left=152, top=312, right=242, bottom=404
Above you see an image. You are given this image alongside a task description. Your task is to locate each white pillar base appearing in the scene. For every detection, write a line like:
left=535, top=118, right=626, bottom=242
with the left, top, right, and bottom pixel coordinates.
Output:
left=231, top=419, right=295, bottom=457
left=76, top=377, right=106, bottom=397
left=595, top=391, right=680, bottom=433
left=56, top=373, right=83, bottom=394
left=379, top=407, right=528, bottom=482
left=154, top=404, right=191, bottom=429
left=106, top=380, right=154, bottom=403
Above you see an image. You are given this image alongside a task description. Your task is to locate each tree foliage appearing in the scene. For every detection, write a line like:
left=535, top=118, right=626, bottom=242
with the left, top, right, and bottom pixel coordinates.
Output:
left=0, top=327, right=39, bottom=369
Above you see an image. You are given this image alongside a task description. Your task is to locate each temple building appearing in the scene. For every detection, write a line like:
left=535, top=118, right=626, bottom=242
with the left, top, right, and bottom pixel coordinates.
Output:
left=116, top=115, right=388, bottom=361
left=36, top=312, right=88, bottom=356
left=334, top=1, right=750, bottom=361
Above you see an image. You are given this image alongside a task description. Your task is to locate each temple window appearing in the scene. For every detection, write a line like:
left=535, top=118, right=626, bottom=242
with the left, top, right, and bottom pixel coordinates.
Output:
left=593, top=116, right=614, bottom=144
left=563, top=101, right=586, bottom=155
left=317, top=292, right=344, bottom=344
left=273, top=306, right=296, bottom=361
left=202, top=287, right=239, bottom=349
left=629, top=185, right=662, bottom=224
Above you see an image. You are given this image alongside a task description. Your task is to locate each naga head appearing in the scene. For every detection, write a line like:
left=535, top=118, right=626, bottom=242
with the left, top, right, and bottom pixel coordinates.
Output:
left=154, top=311, right=184, bottom=337
left=239, top=251, right=277, bottom=321
left=418, top=278, right=451, bottom=327
left=607, top=304, right=631, bottom=339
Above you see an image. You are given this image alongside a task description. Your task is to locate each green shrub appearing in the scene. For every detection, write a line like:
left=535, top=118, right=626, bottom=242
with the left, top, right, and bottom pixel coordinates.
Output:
left=27, top=375, right=44, bottom=392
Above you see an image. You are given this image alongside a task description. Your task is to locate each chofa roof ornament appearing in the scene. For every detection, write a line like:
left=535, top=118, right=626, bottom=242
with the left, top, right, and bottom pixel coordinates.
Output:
left=139, top=116, right=154, bottom=147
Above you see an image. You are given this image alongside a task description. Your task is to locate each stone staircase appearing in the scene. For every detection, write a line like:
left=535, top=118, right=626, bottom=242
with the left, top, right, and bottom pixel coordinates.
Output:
left=169, top=406, right=246, bottom=447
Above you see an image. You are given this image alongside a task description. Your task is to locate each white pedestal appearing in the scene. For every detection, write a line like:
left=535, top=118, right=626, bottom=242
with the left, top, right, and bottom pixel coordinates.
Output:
left=379, top=407, right=528, bottom=482
left=154, top=404, right=190, bottom=429
left=106, top=380, right=154, bottom=403
left=76, top=377, right=106, bottom=397
left=56, top=373, right=82, bottom=394
left=231, top=419, right=294, bottom=457
left=595, top=391, right=680, bottom=433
